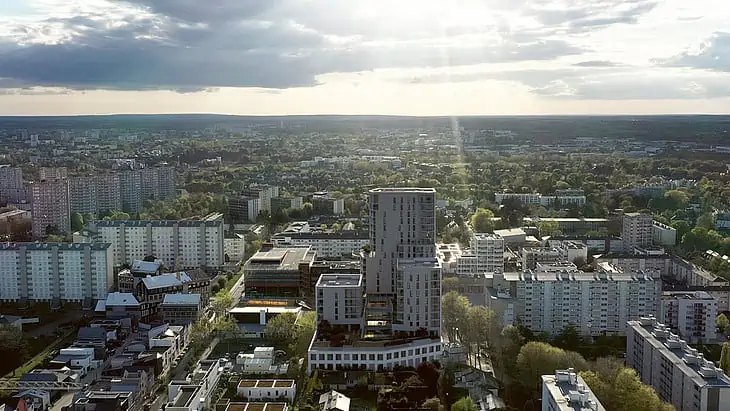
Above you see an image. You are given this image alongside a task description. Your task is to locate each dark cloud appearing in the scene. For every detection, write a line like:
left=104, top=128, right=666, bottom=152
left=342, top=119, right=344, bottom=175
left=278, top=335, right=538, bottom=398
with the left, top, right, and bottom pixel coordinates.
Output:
left=0, top=0, right=664, bottom=92
left=660, top=32, right=730, bottom=72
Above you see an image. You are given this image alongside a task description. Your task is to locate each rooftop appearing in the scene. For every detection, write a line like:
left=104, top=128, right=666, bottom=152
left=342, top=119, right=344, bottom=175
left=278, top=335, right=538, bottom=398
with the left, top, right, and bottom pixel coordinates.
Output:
left=369, top=187, right=436, bottom=193
left=162, top=293, right=201, bottom=305
left=316, top=274, right=362, bottom=288
left=542, top=369, right=606, bottom=411
left=245, top=247, right=315, bottom=271
left=661, top=291, right=714, bottom=300
left=141, top=272, right=193, bottom=289
left=224, top=403, right=288, bottom=411
left=105, top=292, right=140, bottom=307
left=229, top=306, right=302, bottom=315
left=0, top=242, right=111, bottom=251
left=319, top=390, right=351, bottom=411
left=629, top=317, right=730, bottom=388
left=130, top=260, right=162, bottom=274
left=237, top=379, right=295, bottom=389
left=93, top=217, right=222, bottom=228
left=0, top=209, right=29, bottom=219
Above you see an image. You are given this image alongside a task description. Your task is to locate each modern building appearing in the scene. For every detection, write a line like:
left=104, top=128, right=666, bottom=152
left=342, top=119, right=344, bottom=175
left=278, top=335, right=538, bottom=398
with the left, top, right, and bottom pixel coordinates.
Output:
left=308, top=187, right=442, bottom=374
left=494, top=192, right=586, bottom=207
left=244, top=246, right=317, bottom=299
left=104, top=292, right=142, bottom=321
left=243, top=186, right=279, bottom=213
left=271, top=231, right=368, bottom=260
left=224, top=232, right=246, bottom=262
left=136, top=272, right=210, bottom=317
left=160, top=294, right=203, bottom=325
left=456, top=233, right=504, bottom=275
left=69, top=176, right=99, bottom=217
left=96, top=173, right=122, bottom=215
left=436, top=243, right=463, bottom=275
left=39, top=167, right=68, bottom=180
left=652, top=220, right=678, bottom=246
left=29, top=178, right=70, bottom=238
left=622, top=212, right=653, bottom=253
left=311, top=192, right=345, bottom=215
left=229, top=196, right=260, bottom=223
left=0, top=242, right=114, bottom=303
left=485, top=263, right=661, bottom=336
left=236, top=379, right=296, bottom=403
left=541, top=369, right=606, bottom=411
left=319, top=390, right=351, bottom=411
left=83, top=213, right=225, bottom=270
left=660, top=291, right=717, bottom=344
left=166, top=359, right=224, bottom=411
left=627, top=317, right=730, bottom=411
left=315, top=274, right=363, bottom=329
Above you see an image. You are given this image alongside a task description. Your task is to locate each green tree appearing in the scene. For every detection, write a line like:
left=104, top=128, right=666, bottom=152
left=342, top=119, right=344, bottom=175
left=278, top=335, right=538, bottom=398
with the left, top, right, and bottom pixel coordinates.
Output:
left=451, top=397, right=477, bottom=411
left=721, top=343, right=730, bottom=376
left=697, top=213, right=715, bottom=230
left=70, top=212, right=84, bottom=231
left=516, top=342, right=588, bottom=395
left=422, top=397, right=444, bottom=411
left=188, top=319, right=212, bottom=353
left=581, top=365, right=674, bottom=411
left=664, top=190, right=690, bottom=210
left=264, top=312, right=301, bottom=355
left=718, top=314, right=730, bottom=335
left=464, top=306, right=496, bottom=368
left=441, top=291, right=471, bottom=343
left=211, top=291, right=233, bottom=316
left=295, top=311, right=317, bottom=359
left=470, top=208, right=495, bottom=232
left=0, top=325, right=27, bottom=375
left=538, top=220, right=563, bottom=237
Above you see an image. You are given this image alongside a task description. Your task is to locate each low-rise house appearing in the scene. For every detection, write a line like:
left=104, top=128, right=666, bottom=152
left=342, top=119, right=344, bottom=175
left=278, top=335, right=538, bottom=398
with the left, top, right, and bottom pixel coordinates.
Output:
left=71, top=391, right=133, bottom=411
left=235, top=347, right=289, bottom=375
left=218, top=401, right=289, bottom=411
left=236, top=379, right=297, bottom=403
left=166, top=359, right=224, bottom=411
left=50, top=347, right=100, bottom=377
left=0, top=315, right=23, bottom=330
left=319, top=390, right=351, bottom=411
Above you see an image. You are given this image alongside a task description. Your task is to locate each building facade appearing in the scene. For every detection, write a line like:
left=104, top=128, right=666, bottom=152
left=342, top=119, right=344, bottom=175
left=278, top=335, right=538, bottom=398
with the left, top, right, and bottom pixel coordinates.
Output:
left=229, top=196, right=260, bottom=223
left=0, top=243, right=114, bottom=303
left=161, top=294, right=203, bottom=325
left=120, top=169, right=142, bottom=214
left=0, top=165, right=25, bottom=203
left=29, top=179, right=71, bottom=238
left=627, top=317, right=730, bottom=411
left=96, top=173, right=122, bottom=215
left=271, top=232, right=369, bottom=259
left=622, top=212, right=653, bottom=253
left=315, top=274, right=363, bottom=329
left=70, top=176, right=99, bottom=217
left=652, top=220, right=678, bottom=246
left=85, top=214, right=224, bottom=270
left=660, top=291, right=717, bottom=344
left=456, top=233, right=505, bottom=276
left=244, top=246, right=316, bottom=299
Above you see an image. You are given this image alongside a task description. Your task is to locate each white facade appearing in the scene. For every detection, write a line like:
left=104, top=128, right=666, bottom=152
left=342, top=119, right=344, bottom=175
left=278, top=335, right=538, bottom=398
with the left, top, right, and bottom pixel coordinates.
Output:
left=395, top=258, right=442, bottom=333
left=86, top=214, right=224, bottom=270
left=332, top=198, right=345, bottom=215
left=167, top=359, right=224, bottom=411
left=494, top=192, right=586, bottom=207
left=486, top=264, right=661, bottom=336
left=456, top=233, right=505, bottom=276
left=0, top=243, right=114, bottom=302
left=224, top=233, right=246, bottom=262
left=623, top=212, right=653, bottom=252
left=627, top=318, right=730, bottom=411
left=308, top=338, right=443, bottom=373
left=316, top=274, right=363, bottom=327
left=660, top=291, right=717, bottom=343
left=541, top=369, right=606, bottom=411
left=652, top=221, right=678, bottom=246
left=272, top=234, right=368, bottom=259
left=236, top=380, right=296, bottom=403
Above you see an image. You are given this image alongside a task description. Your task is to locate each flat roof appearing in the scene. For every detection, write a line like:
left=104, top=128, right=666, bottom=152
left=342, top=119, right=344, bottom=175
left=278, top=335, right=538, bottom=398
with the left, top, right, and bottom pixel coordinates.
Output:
left=225, top=403, right=288, bottom=411
left=229, top=307, right=301, bottom=315
left=94, top=218, right=222, bottom=228
left=237, top=379, right=295, bottom=388
left=0, top=209, right=29, bottom=219
left=0, top=242, right=111, bottom=251
left=369, top=187, right=436, bottom=193
left=493, top=228, right=525, bottom=237
left=317, top=274, right=362, bottom=288
left=162, top=293, right=201, bottom=305
left=541, top=371, right=606, bottom=411
left=245, top=247, right=314, bottom=271
left=661, top=291, right=713, bottom=300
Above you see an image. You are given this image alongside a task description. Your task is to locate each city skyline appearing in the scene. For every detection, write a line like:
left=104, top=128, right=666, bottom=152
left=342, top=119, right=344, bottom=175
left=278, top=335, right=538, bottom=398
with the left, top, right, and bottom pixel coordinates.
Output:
left=0, top=0, right=729, bottom=115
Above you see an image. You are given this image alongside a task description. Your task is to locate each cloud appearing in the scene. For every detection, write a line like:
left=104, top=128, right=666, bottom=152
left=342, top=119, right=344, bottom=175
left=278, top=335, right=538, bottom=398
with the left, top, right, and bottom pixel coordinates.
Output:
left=660, top=32, right=730, bottom=72
left=572, top=60, right=626, bottom=67
left=0, top=0, right=673, bottom=92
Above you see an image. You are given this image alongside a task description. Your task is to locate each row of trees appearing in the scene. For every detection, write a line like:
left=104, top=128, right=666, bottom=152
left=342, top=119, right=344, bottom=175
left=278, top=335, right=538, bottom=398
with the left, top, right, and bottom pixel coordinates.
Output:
left=441, top=291, right=496, bottom=369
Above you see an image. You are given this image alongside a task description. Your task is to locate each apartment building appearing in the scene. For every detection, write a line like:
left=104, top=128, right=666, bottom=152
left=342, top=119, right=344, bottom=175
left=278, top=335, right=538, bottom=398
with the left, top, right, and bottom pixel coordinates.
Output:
left=224, top=232, right=246, bottom=262
left=166, top=359, right=224, bottom=411
left=29, top=178, right=70, bottom=238
left=660, top=291, right=717, bottom=343
left=243, top=186, right=279, bottom=213
left=316, top=274, right=363, bottom=329
left=140, top=166, right=176, bottom=202
left=271, top=231, right=368, bottom=259
left=69, top=176, right=98, bottom=216
left=485, top=263, right=660, bottom=336
left=627, top=317, right=730, bottom=411
left=136, top=272, right=210, bottom=316
left=652, top=220, right=678, bottom=246
left=395, top=258, right=442, bottom=334
left=456, top=233, right=505, bottom=275
left=622, top=212, right=653, bottom=253
left=243, top=246, right=316, bottom=299
left=311, top=192, right=345, bottom=215
left=494, top=192, right=586, bottom=207
left=161, top=294, right=203, bottom=325
left=541, top=369, right=606, bottom=411
left=436, top=243, right=463, bottom=275
left=0, top=165, right=25, bottom=203
left=96, top=173, right=122, bottom=215
left=39, top=167, right=68, bottom=180
left=229, top=196, right=260, bottom=223
left=0, top=242, right=114, bottom=303
left=119, top=169, right=142, bottom=214
left=271, top=196, right=303, bottom=213
left=84, top=213, right=225, bottom=270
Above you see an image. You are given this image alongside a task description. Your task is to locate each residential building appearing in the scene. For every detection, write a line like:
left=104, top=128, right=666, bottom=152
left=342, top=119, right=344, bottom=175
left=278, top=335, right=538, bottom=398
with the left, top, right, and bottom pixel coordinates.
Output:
left=166, top=359, right=224, bottom=411
left=485, top=263, right=661, bottom=336
left=626, top=317, right=730, bottom=411
left=236, top=379, right=297, bottom=403
left=271, top=196, right=303, bottom=214
left=311, top=192, right=345, bottom=215
left=0, top=165, right=25, bottom=203
left=229, top=305, right=303, bottom=339
left=104, top=292, right=142, bottom=321
left=308, top=337, right=443, bottom=373
left=136, top=272, right=210, bottom=317
left=660, top=291, right=717, bottom=343
left=229, top=196, right=260, bottom=223
left=244, top=246, right=316, bottom=299
left=225, top=232, right=246, bottom=262
left=119, top=169, right=142, bottom=213
left=301, top=260, right=361, bottom=303
left=652, top=220, right=678, bottom=246
left=520, top=247, right=562, bottom=270
left=622, top=212, right=653, bottom=253
left=271, top=231, right=368, bottom=259
left=319, top=390, right=351, bottom=411
left=29, top=179, right=70, bottom=238
left=315, top=274, right=363, bottom=329
left=161, top=294, right=203, bottom=325
left=69, top=176, right=98, bottom=217
left=39, top=167, right=67, bottom=180
left=141, top=166, right=176, bottom=201
left=456, top=233, right=504, bottom=275
left=436, top=243, right=463, bottom=275
left=541, top=369, right=606, bottom=411
left=236, top=347, right=289, bottom=375
left=71, top=391, right=133, bottom=411
left=243, top=186, right=279, bottom=213
left=0, top=315, right=23, bottom=330
left=219, top=403, right=289, bottom=411
left=84, top=213, right=225, bottom=270
left=493, top=228, right=527, bottom=244
left=494, top=192, right=586, bottom=207
left=0, top=243, right=114, bottom=303
left=96, top=173, right=122, bottom=215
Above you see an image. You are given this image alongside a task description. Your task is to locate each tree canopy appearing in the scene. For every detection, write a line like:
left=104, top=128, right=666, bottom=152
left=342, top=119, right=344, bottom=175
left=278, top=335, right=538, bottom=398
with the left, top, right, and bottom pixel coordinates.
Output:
left=470, top=208, right=495, bottom=233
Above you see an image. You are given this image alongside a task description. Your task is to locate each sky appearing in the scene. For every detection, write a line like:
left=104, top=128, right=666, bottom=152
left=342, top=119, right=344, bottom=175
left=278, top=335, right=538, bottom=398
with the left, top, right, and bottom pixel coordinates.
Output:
left=0, top=0, right=729, bottom=116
